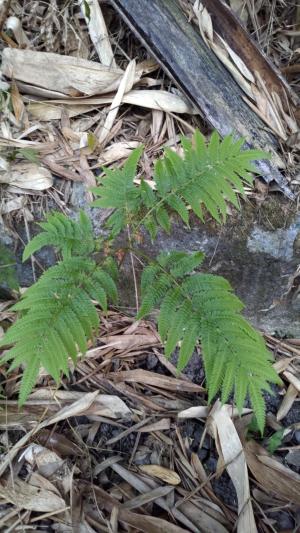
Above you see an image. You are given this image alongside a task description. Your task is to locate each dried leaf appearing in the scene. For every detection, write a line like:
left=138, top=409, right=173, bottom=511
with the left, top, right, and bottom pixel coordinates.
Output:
left=101, top=333, right=159, bottom=350
left=28, top=90, right=197, bottom=121
left=0, top=477, right=66, bottom=512
left=20, top=443, right=64, bottom=477
left=277, top=383, right=298, bottom=421
left=29, top=390, right=131, bottom=418
left=245, top=439, right=300, bottom=505
left=138, top=418, right=171, bottom=432
left=2, top=48, right=124, bottom=97
left=283, top=370, right=300, bottom=392
left=209, top=402, right=257, bottom=533
left=139, top=465, right=181, bottom=485
left=0, top=391, right=99, bottom=476
left=97, top=141, right=140, bottom=166
left=108, top=369, right=204, bottom=392
left=0, top=162, right=53, bottom=190
left=97, top=60, right=137, bottom=144
left=80, top=0, right=116, bottom=67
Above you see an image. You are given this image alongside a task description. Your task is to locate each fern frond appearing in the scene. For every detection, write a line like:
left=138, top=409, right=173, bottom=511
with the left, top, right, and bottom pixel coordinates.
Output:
left=151, top=130, right=270, bottom=229
left=139, top=251, right=279, bottom=433
left=0, top=256, right=118, bottom=405
left=90, top=131, right=270, bottom=240
left=91, top=146, right=144, bottom=236
left=23, top=210, right=95, bottom=261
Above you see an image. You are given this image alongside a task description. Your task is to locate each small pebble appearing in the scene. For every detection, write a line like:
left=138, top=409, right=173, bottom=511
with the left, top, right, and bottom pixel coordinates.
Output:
left=295, top=430, right=300, bottom=444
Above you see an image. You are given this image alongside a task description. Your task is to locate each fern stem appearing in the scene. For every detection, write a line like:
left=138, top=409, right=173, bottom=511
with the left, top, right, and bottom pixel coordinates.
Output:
left=127, top=224, right=139, bottom=312
left=24, top=215, right=37, bottom=283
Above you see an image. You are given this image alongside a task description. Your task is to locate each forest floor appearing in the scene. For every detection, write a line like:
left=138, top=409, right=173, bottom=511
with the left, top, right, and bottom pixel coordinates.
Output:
left=0, top=1, right=300, bottom=531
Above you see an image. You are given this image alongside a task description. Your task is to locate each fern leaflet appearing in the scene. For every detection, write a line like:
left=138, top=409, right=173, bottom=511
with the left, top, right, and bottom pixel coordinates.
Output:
left=23, top=210, right=95, bottom=261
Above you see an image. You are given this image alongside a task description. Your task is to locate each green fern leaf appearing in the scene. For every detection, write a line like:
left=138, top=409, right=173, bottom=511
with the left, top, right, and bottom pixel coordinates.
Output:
left=177, top=321, right=199, bottom=372
left=18, top=357, right=40, bottom=407
left=91, top=146, right=144, bottom=236
left=23, top=210, right=94, bottom=261
left=165, top=300, right=193, bottom=357
left=0, top=255, right=118, bottom=405
left=158, top=287, right=182, bottom=341
left=156, top=206, right=171, bottom=233
left=90, top=130, right=269, bottom=241
left=248, top=382, right=267, bottom=434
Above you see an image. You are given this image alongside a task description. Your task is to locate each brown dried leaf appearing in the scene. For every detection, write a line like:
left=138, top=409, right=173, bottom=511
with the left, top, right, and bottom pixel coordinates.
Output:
left=28, top=90, right=197, bottom=121
left=108, top=369, right=204, bottom=392
left=139, top=464, right=181, bottom=485
left=277, top=383, right=298, bottom=421
left=283, top=370, right=300, bottom=392
left=0, top=162, right=53, bottom=190
left=245, top=439, right=300, bottom=505
left=0, top=477, right=66, bottom=512
left=2, top=48, right=124, bottom=97
left=80, top=0, right=116, bottom=67
left=101, top=333, right=159, bottom=350
left=209, top=402, right=257, bottom=533
left=97, top=60, right=137, bottom=144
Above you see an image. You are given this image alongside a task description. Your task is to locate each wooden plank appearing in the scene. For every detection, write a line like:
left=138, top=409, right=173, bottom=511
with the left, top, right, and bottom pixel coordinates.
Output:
left=110, top=0, right=293, bottom=198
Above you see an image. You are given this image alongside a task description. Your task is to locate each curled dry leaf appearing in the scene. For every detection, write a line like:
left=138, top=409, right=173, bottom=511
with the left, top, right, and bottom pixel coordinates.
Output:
left=139, top=464, right=181, bottom=485
left=0, top=477, right=66, bottom=512
left=277, top=383, right=298, bottom=421
left=245, top=439, right=300, bottom=505
left=0, top=195, right=25, bottom=214
left=20, top=443, right=64, bottom=477
left=0, top=391, right=99, bottom=476
left=5, top=16, right=31, bottom=47
left=97, top=141, right=140, bottom=166
left=0, top=162, right=53, bottom=190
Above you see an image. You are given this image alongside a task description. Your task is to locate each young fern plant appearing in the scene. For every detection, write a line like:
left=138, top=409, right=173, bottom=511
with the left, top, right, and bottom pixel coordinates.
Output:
left=0, top=129, right=279, bottom=432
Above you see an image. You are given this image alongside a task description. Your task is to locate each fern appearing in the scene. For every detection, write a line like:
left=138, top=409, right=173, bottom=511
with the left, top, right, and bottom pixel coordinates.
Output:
left=91, top=146, right=144, bottom=236
left=91, top=130, right=269, bottom=240
left=137, top=251, right=280, bottom=433
left=0, top=131, right=276, bottom=431
left=0, top=214, right=118, bottom=405
left=23, top=210, right=95, bottom=261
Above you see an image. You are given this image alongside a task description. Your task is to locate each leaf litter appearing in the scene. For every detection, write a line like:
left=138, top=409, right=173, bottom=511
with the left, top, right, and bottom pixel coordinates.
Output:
left=0, top=0, right=299, bottom=531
